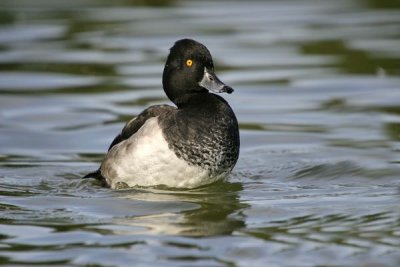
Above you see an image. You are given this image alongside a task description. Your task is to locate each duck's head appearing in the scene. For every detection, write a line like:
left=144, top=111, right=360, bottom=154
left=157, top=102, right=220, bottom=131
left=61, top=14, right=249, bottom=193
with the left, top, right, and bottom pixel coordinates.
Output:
left=162, top=39, right=233, bottom=106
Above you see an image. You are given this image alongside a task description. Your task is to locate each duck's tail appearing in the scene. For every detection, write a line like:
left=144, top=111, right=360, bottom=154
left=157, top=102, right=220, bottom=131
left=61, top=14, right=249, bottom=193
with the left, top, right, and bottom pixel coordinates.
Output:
left=83, top=169, right=107, bottom=186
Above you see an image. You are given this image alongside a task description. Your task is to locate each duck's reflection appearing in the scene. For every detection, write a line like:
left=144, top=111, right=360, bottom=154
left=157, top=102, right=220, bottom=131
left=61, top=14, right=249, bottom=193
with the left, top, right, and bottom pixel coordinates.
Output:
left=115, top=181, right=247, bottom=237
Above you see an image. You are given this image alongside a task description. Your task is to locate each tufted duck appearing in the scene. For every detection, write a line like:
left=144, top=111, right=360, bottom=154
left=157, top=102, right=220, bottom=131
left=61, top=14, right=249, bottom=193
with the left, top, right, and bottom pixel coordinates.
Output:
left=84, top=39, right=240, bottom=189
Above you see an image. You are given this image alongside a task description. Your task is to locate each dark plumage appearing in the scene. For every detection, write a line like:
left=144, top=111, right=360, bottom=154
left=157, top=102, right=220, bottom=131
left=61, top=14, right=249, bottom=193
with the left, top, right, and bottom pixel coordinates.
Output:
left=84, top=39, right=240, bottom=189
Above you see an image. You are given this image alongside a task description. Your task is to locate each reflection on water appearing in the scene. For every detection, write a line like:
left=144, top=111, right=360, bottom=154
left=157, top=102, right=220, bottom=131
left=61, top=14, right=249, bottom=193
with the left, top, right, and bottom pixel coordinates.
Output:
left=117, top=182, right=246, bottom=236
left=0, top=0, right=400, bottom=266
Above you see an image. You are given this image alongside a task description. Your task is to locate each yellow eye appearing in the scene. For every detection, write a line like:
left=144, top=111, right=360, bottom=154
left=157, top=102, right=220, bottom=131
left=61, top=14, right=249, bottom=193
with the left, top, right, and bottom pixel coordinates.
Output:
left=186, top=59, right=193, bottom=67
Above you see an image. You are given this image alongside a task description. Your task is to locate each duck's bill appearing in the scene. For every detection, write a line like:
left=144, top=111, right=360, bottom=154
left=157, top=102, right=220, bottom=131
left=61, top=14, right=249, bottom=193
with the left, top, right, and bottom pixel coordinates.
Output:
left=199, top=67, right=234, bottom=94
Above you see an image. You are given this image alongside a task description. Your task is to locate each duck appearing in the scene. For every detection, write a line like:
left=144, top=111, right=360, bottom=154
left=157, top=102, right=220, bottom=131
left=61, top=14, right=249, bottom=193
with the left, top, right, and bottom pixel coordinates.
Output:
left=84, top=39, right=240, bottom=189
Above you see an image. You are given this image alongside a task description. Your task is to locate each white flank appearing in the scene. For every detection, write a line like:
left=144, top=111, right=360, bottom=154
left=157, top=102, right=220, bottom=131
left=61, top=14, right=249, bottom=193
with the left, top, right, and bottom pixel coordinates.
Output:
left=100, top=117, right=226, bottom=189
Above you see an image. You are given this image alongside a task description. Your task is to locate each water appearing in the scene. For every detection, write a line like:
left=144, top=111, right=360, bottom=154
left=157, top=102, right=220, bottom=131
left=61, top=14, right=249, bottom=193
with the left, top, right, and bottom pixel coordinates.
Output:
left=1, top=0, right=400, bottom=266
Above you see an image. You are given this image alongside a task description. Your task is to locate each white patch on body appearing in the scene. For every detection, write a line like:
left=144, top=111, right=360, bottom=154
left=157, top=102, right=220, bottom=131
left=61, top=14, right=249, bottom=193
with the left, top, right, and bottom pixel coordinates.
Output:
left=100, top=117, right=227, bottom=189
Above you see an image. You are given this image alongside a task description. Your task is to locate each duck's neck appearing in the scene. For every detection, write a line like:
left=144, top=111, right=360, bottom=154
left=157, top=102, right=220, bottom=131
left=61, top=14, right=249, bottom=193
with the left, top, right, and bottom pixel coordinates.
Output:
left=176, top=92, right=225, bottom=110
left=173, top=91, right=205, bottom=109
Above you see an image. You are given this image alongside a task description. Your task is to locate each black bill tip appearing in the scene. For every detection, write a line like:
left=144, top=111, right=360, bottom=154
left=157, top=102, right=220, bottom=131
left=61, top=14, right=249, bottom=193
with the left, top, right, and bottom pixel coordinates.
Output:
left=223, top=85, right=234, bottom=94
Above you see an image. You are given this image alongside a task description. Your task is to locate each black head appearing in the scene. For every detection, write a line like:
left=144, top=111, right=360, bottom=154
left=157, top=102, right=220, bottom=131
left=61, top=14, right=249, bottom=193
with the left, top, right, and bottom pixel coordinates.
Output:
left=162, top=39, right=233, bottom=106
